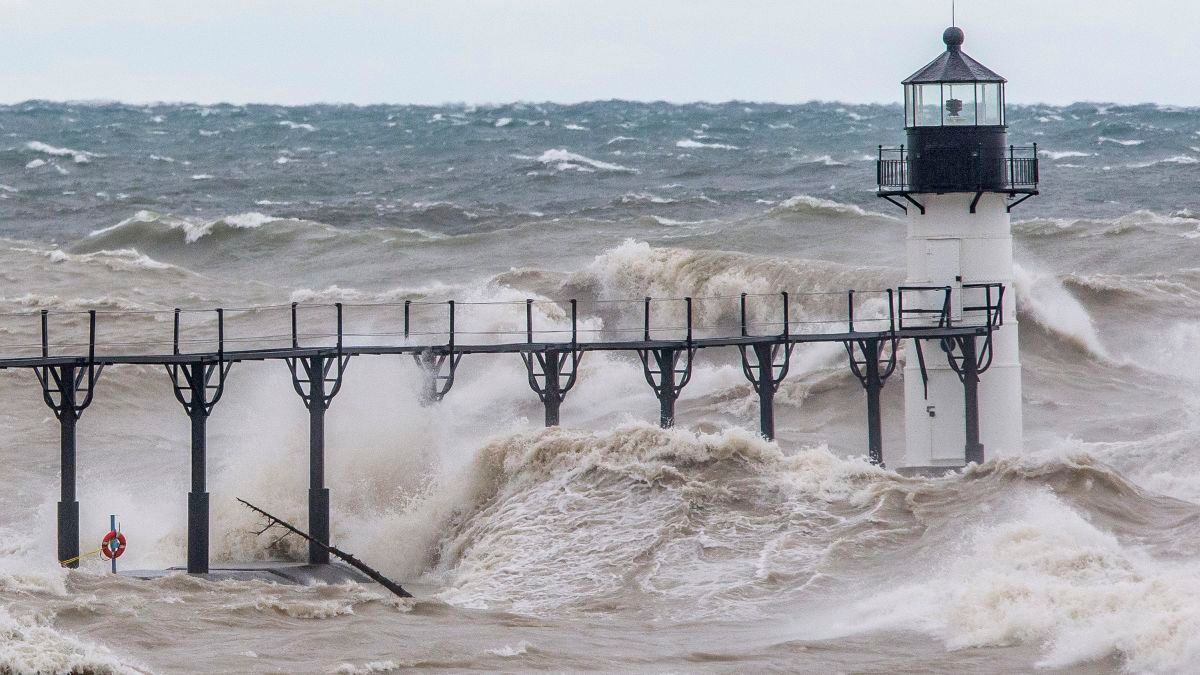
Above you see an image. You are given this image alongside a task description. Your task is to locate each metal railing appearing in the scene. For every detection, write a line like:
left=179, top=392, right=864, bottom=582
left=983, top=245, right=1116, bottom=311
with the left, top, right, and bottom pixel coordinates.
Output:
left=3, top=286, right=1007, bottom=362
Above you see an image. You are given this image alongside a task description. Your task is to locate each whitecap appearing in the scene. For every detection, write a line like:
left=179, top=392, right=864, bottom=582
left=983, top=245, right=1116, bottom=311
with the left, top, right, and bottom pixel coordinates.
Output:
left=1097, top=137, right=1144, bottom=146
left=1039, top=150, right=1093, bottom=160
left=487, top=641, right=532, bottom=657
left=494, top=117, right=513, bottom=127
left=564, top=123, right=588, bottom=130
left=536, top=149, right=637, bottom=173
left=278, top=120, right=316, bottom=131
left=1127, top=155, right=1198, bottom=169
left=676, top=139, right=739, bottom=150
left=620, top=192, right=675, bottom=205
left=25, top=140, right=100, bottom=163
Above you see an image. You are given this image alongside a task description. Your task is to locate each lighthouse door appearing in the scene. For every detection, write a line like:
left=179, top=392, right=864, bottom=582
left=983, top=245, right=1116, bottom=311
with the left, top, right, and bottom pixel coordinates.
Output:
left=925, top=238, right=962, bottom=323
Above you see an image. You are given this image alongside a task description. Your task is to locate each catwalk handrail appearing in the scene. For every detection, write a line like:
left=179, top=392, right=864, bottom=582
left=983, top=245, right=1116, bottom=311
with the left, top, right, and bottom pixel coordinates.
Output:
left=5, top=285, right=1006, bottom=368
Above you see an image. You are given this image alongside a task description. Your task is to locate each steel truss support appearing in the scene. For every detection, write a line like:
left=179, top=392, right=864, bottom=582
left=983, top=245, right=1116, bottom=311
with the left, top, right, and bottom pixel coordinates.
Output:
left=844, top=290, right=899, bottom=465
left=945, top=334, right=992, bottom=466
left=412, top=300, right=462, bottom=403
left=845, top=336, right=898, bottom=466
left=522, top=298, right=582, bottom=427
left=737, top=292, right=793, bottom=440
left=35, top=310, right=103, bottom=568
left=638, top=296, right=695, bottom=428
left=414, top=350, right=462, bottom=404
left=286, top=303, right=350, bottom=564
left=523, top=349, right=582, bottom=427
left=165, top=309, right=231, bottom=574
left=639, top=348, right=695, bottom=428
left=739, top=342, right=793, bottom=440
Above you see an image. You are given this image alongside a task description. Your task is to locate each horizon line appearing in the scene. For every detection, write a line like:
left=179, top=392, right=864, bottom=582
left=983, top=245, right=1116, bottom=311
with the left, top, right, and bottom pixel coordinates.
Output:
left=2, top=97, right=1196, bottom=111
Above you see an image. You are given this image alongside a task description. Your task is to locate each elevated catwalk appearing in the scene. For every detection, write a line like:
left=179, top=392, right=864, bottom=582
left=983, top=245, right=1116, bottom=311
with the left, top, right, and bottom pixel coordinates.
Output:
left=19, top=285, right=1006, bottom=574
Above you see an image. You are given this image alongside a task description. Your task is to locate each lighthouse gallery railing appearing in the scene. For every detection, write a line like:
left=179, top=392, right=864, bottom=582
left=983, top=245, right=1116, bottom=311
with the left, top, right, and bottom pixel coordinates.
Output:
left=876, top=144, right=1039, bottom=195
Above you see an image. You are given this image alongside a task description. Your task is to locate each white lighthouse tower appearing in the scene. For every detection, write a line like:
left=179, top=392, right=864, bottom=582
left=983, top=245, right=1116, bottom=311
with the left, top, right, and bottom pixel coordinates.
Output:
left=877, top=26, right=1038, bottom=470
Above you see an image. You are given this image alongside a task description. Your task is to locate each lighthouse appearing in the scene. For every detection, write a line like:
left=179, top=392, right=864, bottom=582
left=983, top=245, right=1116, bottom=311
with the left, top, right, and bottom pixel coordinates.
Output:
left=876, top=26, right=1039, bottom=470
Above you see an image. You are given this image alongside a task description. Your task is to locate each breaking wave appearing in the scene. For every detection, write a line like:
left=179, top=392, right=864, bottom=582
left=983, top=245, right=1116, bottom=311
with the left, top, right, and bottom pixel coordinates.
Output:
left=536, top=149, right=637, bottom=173
left=765, top=195, right=895, bottom=222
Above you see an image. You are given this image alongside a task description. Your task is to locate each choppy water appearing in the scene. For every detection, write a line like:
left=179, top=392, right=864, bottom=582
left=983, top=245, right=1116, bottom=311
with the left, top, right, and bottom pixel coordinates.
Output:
left=1, top=100, right=1199, bottom=673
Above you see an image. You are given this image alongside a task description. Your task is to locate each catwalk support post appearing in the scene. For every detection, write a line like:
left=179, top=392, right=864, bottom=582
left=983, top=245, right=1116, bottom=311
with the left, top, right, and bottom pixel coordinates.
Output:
left=845, top=291, right=899, bottom=465
left=944, top=332, right=989, bottom=466
left=35, top=310, right=103, bottom=568
left=413, top=301, right=462, bottom=404
left=523, top=299, right=582, bottom=427
left=738, top=293, right=793, bottom=440
left=960, top=336, right=983, bottom=465
left=166, top=308, right=231, bottom=574
left=286, top=303, right=350, bottom=564
left=638, top=297, right=695, bottom=428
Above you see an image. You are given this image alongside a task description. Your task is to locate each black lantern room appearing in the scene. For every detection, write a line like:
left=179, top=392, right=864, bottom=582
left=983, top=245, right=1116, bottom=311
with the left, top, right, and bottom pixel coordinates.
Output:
left=877, top=27, right=1038, bottom=208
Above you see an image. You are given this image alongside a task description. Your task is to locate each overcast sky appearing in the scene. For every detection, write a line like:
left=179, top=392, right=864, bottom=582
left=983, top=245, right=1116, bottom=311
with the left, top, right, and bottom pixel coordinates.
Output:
left=2, top=1, right=1198, bottom=106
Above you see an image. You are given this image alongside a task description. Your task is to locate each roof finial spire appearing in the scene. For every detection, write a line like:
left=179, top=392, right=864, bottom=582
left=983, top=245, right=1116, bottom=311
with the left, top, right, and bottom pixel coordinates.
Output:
left=952, top=0, right=956, bottom=27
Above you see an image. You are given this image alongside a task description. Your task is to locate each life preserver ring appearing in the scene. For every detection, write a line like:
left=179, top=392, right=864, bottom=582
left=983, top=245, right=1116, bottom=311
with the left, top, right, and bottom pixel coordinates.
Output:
left=100, top=531, right=126, bottom=560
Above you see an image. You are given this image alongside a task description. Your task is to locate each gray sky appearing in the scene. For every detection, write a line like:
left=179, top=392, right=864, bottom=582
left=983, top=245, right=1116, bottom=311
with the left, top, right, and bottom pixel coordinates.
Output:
left=2, top=0, right=1198, bottom=106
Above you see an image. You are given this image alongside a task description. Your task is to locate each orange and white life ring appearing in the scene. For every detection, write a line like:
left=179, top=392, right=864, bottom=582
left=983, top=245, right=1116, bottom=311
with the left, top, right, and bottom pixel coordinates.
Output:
left=100, top=531, right=126, bottom=560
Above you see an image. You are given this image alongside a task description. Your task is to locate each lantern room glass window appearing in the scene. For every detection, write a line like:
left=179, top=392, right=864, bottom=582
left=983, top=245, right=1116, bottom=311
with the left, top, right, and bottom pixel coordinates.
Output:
left=977, top=82, right=1003, bottom=125
left=904, top=82, right=1005, bottom=127
left=942, top=83, right=977, bottom=125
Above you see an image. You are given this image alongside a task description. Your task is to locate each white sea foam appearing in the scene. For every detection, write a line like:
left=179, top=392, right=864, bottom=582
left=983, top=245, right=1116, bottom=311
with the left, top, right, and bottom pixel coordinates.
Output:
left=0, top=185, right=16, bottom=193
left=149, top=154, right=175, bottom=163
left=0, top=606, right=142, bottom=674
left=537, top=149, right=637, bottom=173
left=1039, top=150, right=1093, bottom=160
left=278, top=120, right=316, bottom=131
left=494, top=117, right=513, bottom=127
left=676, top=139, right=739, bottom=150
left=771, top=194, right=889, bottom=220
left=1097, top=136, right=1144, bottom=146
left=25, top=140, right=100, bottom=163
left=487, top=641, right=533, bottom=657
left=606, top=136, right=638, bottom=145
left=798, top=154, right=847, bottom=166
left=827, top=490, right=1200, bottom=672
left=191, top=174, right=213, bottom=180
left=620, top=192, right=676, bottom=205
left=24, top=159, right=46, bottom=169
left=1125, top=155, right=1199, bottom=169
left=563, top=123, right=588, bottom=130
left=88, top=210, right=290, bottom=244
left=649, top=215, right=704, bottom=226
left=334, top=661, right=402, bottom=674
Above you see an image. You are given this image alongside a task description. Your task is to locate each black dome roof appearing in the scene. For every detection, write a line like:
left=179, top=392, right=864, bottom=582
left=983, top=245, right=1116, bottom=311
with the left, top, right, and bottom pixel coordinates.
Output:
left=903, top=27, right=1005, bottom=84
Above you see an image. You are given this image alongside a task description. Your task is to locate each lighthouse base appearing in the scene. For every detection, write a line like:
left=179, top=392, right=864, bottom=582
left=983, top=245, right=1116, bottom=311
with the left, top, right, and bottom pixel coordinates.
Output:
left=896, top=329, right=1023, bottom=469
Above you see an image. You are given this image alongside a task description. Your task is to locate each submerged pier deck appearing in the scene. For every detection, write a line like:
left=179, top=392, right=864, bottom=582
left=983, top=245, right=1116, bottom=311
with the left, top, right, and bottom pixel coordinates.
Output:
left=18, top=284, right=1006, bottom=575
